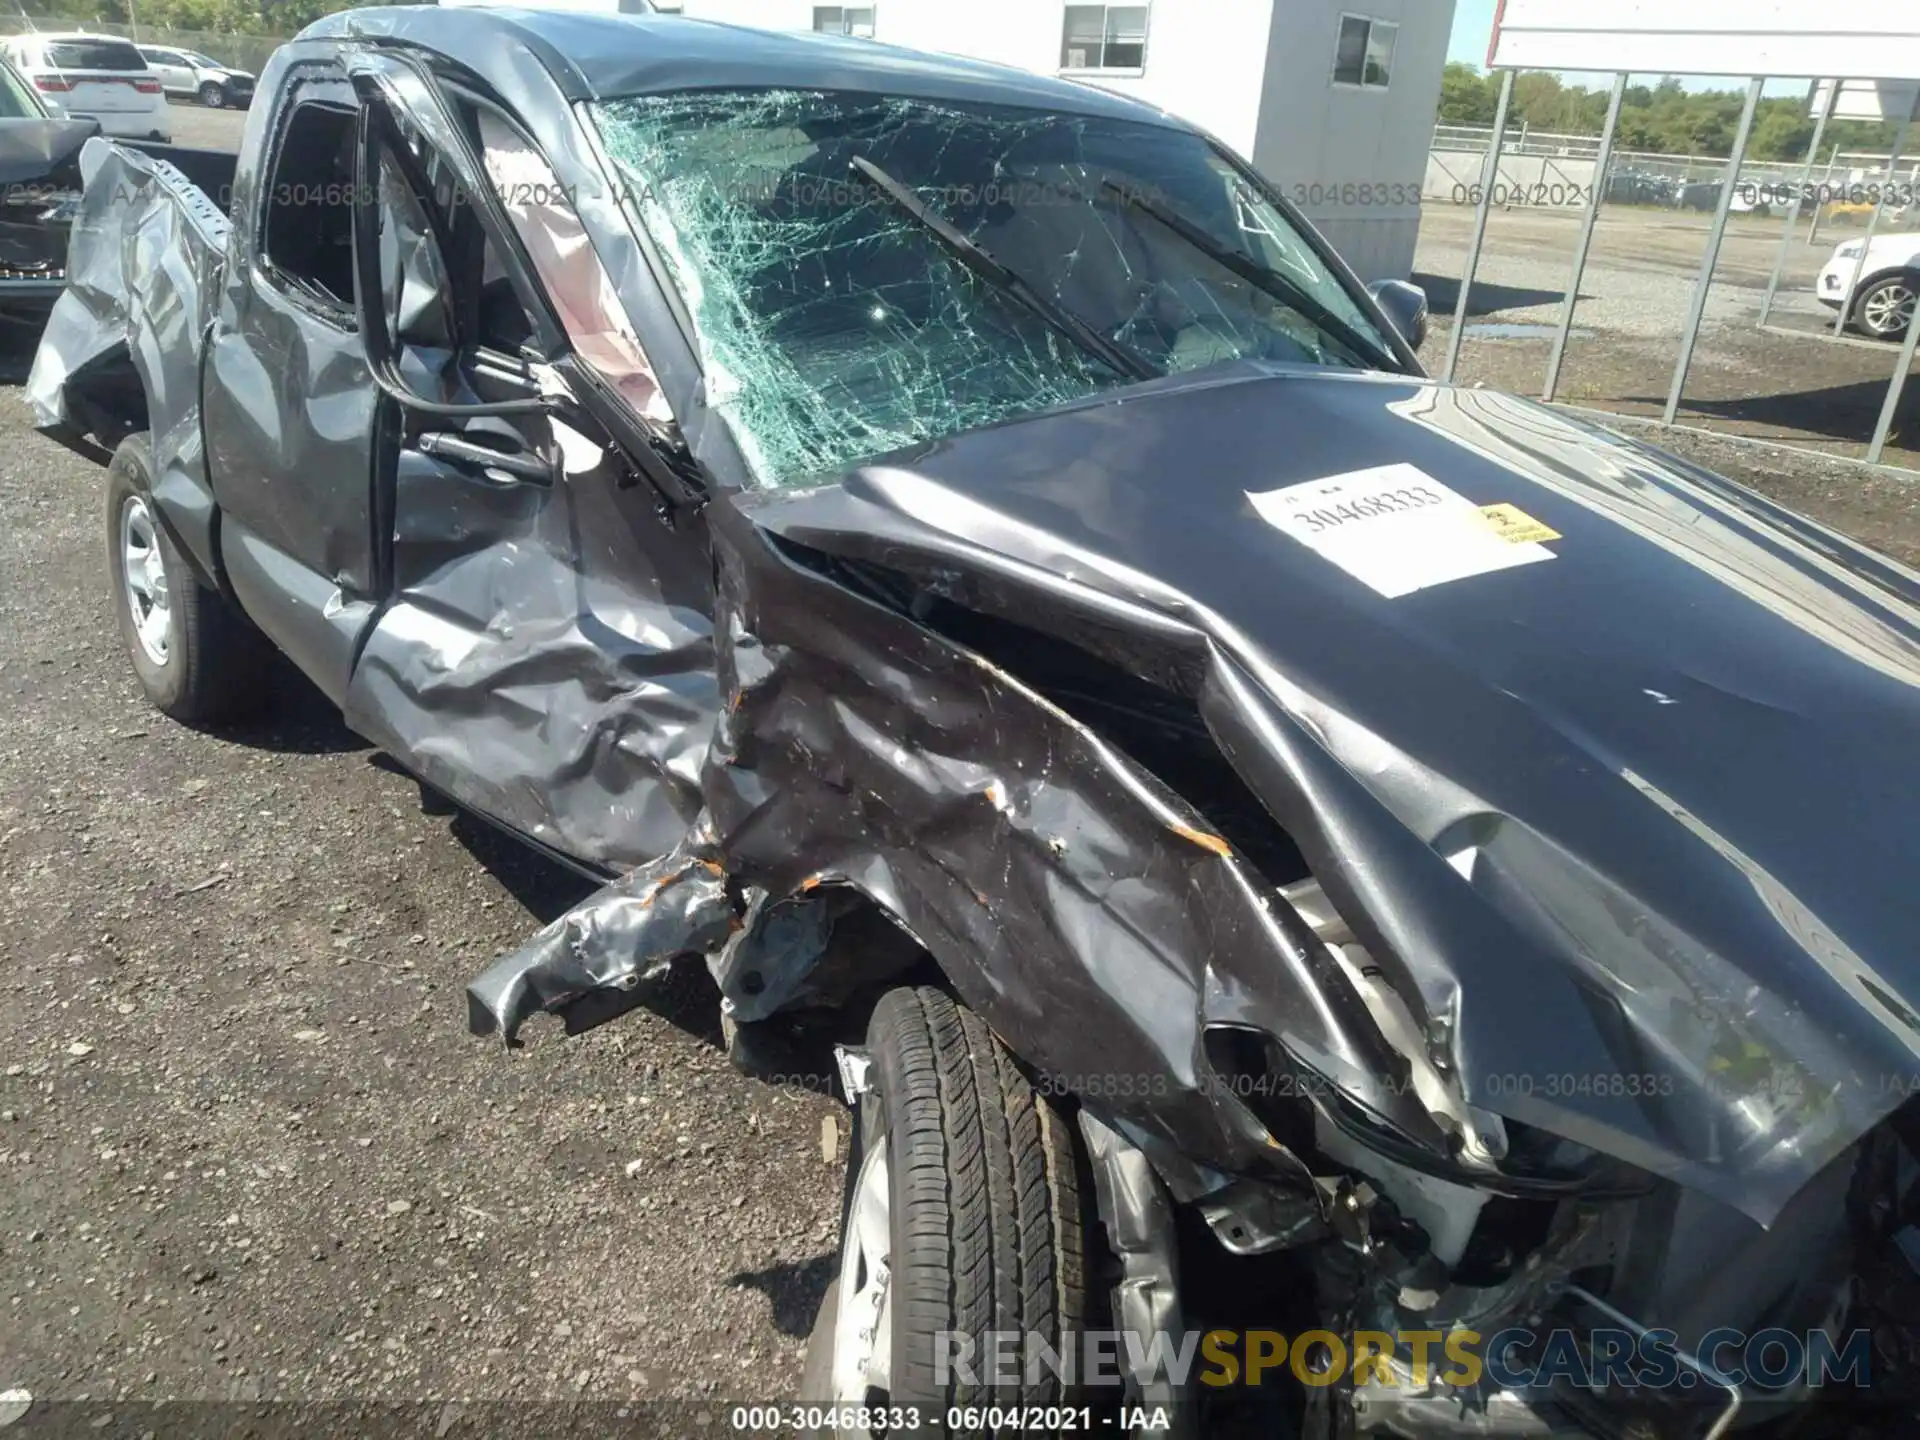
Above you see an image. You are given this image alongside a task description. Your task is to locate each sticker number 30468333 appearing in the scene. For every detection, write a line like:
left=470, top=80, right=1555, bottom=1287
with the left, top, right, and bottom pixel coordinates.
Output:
left=1247, top=462, right=1560, bottom=600
left=1286, top=482, right=1446, bottom=534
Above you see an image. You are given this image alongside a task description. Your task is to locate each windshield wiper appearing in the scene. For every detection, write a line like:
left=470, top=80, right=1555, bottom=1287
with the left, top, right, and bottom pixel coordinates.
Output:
left=850, top=155, right=1159, bottom=383
left=1100, top=179, right=1399, bottom=373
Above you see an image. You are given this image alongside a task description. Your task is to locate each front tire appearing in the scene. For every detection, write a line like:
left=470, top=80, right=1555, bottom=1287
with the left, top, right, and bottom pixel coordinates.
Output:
left=806, top=987, right=1092, bottom=1435
left=1854, top=273, right=1916, bottom=341
left=199, top=80, right=225, bottom=108
left=105, top=435, right=268, bottom=723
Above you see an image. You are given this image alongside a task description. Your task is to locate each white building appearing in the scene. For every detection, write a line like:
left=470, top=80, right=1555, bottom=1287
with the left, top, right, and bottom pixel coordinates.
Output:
left=653, top=0, right=1457, bottom=280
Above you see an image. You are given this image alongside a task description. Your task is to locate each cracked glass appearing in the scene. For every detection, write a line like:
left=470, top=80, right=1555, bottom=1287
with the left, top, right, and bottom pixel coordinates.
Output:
left=592, top=89, right=1395, bottom=487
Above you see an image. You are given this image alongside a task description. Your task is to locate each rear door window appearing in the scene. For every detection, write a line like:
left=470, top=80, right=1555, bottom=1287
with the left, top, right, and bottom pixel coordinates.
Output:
left=258, top=86, right=359, bottom=314
left=45, top=39, right=147, bottom=71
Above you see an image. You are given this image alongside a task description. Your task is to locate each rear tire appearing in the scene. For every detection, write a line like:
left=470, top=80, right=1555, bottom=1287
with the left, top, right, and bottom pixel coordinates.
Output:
left=199, top=81, right=225, bottom=108
left=1853, top=272, right=1916, bottom=342
left=806, top=986, right=1092, bottom=1435
left=105, top=434, right=268, bottom=724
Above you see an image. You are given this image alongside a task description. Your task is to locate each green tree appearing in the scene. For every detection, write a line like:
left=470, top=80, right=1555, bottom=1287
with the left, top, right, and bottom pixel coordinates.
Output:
left=1437, top=62, right=1497, bottom=125
left=1750, top=103, right=1817, bottom=163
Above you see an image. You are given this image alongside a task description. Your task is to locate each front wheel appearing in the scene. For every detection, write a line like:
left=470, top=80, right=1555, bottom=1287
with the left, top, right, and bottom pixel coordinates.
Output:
left=199, top=81, right=225, bottom=108
left=1854, top=273, right=1916, bottom=341
left=804, top=987, right=1093, bottom=1435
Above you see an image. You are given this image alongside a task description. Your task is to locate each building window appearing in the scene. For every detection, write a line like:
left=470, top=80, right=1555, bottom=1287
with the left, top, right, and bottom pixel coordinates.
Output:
left=1333, top=15, right=1396, bottom=88
left=1061, top=4, right=1149, bottom=73
left=813, top=6, right=876, bottom=37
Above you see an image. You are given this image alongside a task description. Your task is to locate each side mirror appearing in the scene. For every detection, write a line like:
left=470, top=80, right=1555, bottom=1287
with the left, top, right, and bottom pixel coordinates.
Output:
left=1369, top=279, right=1429, bottom=352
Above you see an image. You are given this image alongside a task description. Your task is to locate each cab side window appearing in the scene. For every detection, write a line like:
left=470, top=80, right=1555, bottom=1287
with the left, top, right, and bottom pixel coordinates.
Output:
left=368, top=104, right=539, bottom=360
left=258, top=89, right=357, bottom=314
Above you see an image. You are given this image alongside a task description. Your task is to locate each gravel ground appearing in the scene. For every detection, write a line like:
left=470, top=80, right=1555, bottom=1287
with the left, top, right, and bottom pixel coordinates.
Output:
left=1, top=114, right=1916, bottom=1431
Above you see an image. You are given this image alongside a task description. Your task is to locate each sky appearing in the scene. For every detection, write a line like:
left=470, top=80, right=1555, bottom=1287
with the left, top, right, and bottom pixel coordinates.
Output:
left=1446, top=0, right=1498, bottom=68
left=1443, top=0, right=1807, bottom=96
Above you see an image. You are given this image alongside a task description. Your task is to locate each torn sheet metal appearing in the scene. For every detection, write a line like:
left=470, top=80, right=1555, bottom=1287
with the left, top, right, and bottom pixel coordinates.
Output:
left=27, top=137, right=228, bottom=579
left=467, top=827, right=732, bottom=1040
left=1080, top=1112, right=1195, bottom=1437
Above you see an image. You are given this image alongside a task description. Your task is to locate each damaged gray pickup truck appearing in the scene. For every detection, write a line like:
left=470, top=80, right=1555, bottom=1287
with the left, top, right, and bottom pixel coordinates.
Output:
left=28, top=7, right=1920, bottom=1437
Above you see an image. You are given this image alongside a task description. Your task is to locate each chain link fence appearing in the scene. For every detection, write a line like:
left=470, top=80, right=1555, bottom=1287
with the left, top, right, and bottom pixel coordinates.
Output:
left=0, top=15, right=288, bottom=75
left=1429, top=122, right=1920, bottom=222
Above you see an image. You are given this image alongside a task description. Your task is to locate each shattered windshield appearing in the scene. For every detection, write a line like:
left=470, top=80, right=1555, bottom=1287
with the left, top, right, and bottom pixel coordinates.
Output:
left=591, top=90, right=1397, bottom=486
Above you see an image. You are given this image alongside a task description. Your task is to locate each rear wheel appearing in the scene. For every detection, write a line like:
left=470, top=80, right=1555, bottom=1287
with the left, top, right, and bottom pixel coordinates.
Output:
left=106, top=434, right=268, bottom=723
left=1854, top=273, right=1916, bottom=341
left=199, top=80, right=225, bottom=108
left=803, top=987, right=1092, bottom=1435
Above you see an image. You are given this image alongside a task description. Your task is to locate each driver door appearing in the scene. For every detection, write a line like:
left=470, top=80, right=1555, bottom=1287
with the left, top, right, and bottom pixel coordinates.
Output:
left=340, top=67, right=720, bottom=875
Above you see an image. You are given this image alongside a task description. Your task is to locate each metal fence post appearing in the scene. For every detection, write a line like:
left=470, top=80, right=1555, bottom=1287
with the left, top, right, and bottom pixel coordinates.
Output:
left=1543, top=73, right=1626, bottom=402
left=1867, top=287, right=1920, bottom=464
left=1833, top=112, right=1913, bottom=338
left=1808, top=144, right=1841, bottom=245
left=1444, top=68, right=1515, bottom=383
left=1760, top=78, right=1841, bottom=328
left=1873, top=307, right=1920, bottom=464
left=1664, top=77, right=1764, bottom=426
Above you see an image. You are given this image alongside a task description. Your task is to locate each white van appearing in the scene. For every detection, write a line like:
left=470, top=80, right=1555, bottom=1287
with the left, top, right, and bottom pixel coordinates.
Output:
left=1, top=32, right=171, bottom=141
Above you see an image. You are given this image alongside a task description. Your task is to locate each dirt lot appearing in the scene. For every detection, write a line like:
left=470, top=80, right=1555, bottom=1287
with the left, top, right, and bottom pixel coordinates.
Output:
left=2, top=112, right=1917, bottom=1434
left=1417, top=202, right=1920, bottom=470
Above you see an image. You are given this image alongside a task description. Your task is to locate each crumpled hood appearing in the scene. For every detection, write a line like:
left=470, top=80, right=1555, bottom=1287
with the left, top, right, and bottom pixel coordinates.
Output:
left=745, top=364, right=1920, bottom=1224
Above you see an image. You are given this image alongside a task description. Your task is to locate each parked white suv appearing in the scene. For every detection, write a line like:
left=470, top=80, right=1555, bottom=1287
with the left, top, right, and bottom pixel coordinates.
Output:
left=135, top=45, right=254, bottom=109
left=0, top=32, right=170, bottom=142
left=1817, top=232, right=1920, bottom=342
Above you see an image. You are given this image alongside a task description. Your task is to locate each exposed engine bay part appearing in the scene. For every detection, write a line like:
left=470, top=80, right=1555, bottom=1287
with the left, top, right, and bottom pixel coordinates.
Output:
left=1557, top=1284, right=1743, bottom=1439
left=1079, top=1112, right=1196, bottom=1440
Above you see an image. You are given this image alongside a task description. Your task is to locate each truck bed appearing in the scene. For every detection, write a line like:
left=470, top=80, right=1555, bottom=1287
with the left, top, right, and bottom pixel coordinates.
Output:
left=121, top=141, right=239, bottom=214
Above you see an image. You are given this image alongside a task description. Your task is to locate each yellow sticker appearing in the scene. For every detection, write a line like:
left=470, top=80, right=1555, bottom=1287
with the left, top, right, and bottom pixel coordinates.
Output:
left=1478, top=504, right=1561, bottom=545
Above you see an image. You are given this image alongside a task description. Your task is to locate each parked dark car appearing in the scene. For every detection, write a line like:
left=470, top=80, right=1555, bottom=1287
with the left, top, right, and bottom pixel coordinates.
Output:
left=0, top=66, right=235, bottom=334
left=1604, top=166, right=1678, bottom=208
left=0, top=53, right=95, bottom=327
left=27, top=9, right=1920, bottom=1436
left=1674, top=176, right=1771, bottom=218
